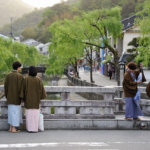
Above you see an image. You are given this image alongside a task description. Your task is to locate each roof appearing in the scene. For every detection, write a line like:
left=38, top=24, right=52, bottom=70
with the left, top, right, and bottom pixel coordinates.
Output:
left=122, top=15, right=136, bottom=31
left=22, top=39, right=39, bottom=46
left=0, top=34, right=9, bottom=39
left=119, top=53, right=133, bottom=63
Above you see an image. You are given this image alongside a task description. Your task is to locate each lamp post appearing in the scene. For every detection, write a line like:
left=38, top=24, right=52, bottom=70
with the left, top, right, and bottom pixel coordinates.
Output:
left=119, top=61, right=125, bottom=86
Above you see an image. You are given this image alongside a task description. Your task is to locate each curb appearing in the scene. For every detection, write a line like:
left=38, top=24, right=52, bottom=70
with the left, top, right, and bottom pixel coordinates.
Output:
left=0, top=119, right=149, bottom=131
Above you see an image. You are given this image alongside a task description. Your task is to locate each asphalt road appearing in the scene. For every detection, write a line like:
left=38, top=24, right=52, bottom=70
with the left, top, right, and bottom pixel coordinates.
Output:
left=143, top=70, right=150, bottom=82
left=0, top=130, right=150, bottom=150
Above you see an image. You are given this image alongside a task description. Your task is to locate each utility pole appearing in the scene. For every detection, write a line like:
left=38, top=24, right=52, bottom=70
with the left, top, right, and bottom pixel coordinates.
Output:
left=10, top=17, right=14, bottom=38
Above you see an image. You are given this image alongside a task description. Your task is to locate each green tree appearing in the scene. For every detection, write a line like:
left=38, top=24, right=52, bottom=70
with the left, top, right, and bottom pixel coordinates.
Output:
left=135, top=0, right=150, bottom=66
left=48, top=7, right=122, bottom=84
left=0, top=37, right=46, bottom=80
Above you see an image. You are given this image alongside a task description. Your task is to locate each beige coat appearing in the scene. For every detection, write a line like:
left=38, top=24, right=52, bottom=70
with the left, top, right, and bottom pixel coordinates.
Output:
left=21, top=76, right=46, bottom=109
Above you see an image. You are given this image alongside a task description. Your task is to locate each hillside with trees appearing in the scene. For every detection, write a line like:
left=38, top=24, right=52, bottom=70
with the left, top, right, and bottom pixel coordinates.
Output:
left=0, top=9, right=45, bottom=39
left=0, top=0, right=146, bottom=43
left=0, top=0, right=33, bottom=27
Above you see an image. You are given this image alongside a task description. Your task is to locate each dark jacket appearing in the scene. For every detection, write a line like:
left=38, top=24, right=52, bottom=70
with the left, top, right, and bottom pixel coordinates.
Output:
left=21, top=76, right=46, bottom=109
left=123, top=69, right=146, bottom=97
left=4, top=71, right=24, bottom=105
left=123, top=71, right=138, bottom=97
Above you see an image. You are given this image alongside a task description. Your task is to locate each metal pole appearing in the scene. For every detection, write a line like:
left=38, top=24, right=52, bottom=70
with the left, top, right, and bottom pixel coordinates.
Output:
left=10, top=17, right=13, bottom=38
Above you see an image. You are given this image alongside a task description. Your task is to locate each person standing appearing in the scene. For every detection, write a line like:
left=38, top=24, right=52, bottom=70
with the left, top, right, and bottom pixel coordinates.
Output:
left=21, top=66, right=46, bottom=132
left=4, top=61, right=24, bottom=133
left=108, top=69, right=112, bottom=80
left=123, top=62, right=145, bottom=121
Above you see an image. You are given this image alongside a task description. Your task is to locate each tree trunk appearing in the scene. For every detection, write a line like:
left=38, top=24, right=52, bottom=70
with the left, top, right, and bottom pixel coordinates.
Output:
left=114, top=55, right=120, bottom=86
left=74, top=60, right=79, bottom=78
left=89, top=48, right=94, bottom=83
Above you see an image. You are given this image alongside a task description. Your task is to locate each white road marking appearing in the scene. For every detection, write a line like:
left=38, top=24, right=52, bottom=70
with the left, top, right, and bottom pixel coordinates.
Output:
left=0, top=142, right=108, bottom=149
left=108, top=142, right=150, bottom=144
left=0, top=143, right=59, bottom=148
left=88, top=149, right=119, bottom=150
left=69, top=142, right=108, bottom=146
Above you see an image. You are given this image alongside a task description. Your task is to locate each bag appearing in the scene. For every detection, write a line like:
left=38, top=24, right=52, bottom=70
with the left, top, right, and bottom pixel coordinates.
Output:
left=134, top=90, right=140, bottom=101
left=146, top=82, right=150, bottom=98
left=38, top=113, right=44, bottom=131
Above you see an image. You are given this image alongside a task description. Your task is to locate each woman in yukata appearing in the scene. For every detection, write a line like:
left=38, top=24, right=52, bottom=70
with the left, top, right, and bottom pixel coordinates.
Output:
left=21, top=66, right=46, bottom=132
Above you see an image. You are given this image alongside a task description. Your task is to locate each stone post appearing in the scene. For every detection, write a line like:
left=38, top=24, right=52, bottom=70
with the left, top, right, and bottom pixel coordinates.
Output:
left=61, top=92, right=70, bottom=101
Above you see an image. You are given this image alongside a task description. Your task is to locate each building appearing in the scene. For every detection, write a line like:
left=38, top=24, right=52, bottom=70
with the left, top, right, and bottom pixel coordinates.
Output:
left=22, top=39, right=39, bottom=46
left=0, top=33, right=9, bottom=39
left=36, top=42, right=50, bottom=56
left=121, top=15, right=140, bottom=54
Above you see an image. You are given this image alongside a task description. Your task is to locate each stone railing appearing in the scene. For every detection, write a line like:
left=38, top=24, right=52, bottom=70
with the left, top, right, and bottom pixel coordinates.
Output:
left=0, top=85, right=116, bottom=119
left=1, top=85, right=150, bottom=119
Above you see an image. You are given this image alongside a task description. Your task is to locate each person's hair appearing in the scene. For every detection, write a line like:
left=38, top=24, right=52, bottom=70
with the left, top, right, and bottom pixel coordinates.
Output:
left=29, top=66, right=37, bottom=76
left=127, top=62, right=137, bottom=70
left=12, top=61, right=21, bottom=70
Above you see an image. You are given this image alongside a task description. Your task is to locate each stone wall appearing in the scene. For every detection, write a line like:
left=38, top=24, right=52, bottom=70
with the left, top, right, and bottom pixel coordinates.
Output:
left=66, top=74, right=104, bottom=100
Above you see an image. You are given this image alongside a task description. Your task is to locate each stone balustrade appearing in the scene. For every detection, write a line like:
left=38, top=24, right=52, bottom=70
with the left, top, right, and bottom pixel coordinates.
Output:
left=0, top=85, right=150, bottom=120
left=1, top=85, right=150, bottom=130
left=0, top=85, right=116, bottom=119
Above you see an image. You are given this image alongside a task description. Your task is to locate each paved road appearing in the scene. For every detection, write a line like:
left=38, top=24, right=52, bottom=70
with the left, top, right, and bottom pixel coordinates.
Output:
left=0, top=130, right=150, bottom=150
left=79, top=70, right=117, bottom=86
left=79, top=70, right=150, bottom=86
left=143, top=70, right=150, bottom=82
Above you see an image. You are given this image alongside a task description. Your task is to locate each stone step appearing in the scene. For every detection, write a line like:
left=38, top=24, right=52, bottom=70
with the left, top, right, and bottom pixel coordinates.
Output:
left=0, top=115, right=150, bottom=130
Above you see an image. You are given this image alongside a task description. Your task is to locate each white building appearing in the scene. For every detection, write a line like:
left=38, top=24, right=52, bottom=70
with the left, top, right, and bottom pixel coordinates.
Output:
left=36, top=42, right=51, bottom=56
left=122, top=15, right=141, bottom=54
left=22, top=39, right=39, bottom=46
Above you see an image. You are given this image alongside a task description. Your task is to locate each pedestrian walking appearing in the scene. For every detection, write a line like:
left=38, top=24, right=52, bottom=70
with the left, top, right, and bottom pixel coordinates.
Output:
left=108, top=69, right=112, bottom=80
left=4, top=61, right=24, bottom=133
left=123, top=62, right=146, bottom=121
left=21, top=66, right=46, bottom=132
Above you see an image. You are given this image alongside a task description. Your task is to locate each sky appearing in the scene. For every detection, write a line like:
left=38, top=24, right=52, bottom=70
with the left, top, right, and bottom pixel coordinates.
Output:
left=22, top=0, right=67, bottom=8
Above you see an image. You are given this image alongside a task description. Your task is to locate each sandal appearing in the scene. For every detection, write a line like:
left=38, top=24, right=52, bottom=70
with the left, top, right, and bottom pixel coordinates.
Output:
left=11, top=129, right=21, bottom=133
left=125, top=118, right=133, bottom=121
left=133, top=118, right=141, bottom=121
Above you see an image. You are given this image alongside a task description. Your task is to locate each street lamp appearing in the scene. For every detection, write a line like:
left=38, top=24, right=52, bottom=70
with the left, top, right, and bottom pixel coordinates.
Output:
left=119, top=61, right=125, bottom=72
left=119, top=61, right=125, bottom=86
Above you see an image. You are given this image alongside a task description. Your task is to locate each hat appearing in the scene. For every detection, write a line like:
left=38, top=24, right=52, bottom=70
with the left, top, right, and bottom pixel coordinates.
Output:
left=127, top=62, right=137, bottom=70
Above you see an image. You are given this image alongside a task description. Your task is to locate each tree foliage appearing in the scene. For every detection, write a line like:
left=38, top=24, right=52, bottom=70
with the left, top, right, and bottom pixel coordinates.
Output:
left=47, top=7, right=122, bottom=84
left=135, top=0, right=150, bottom=66
left=0, top=37, right=46, bottom=79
